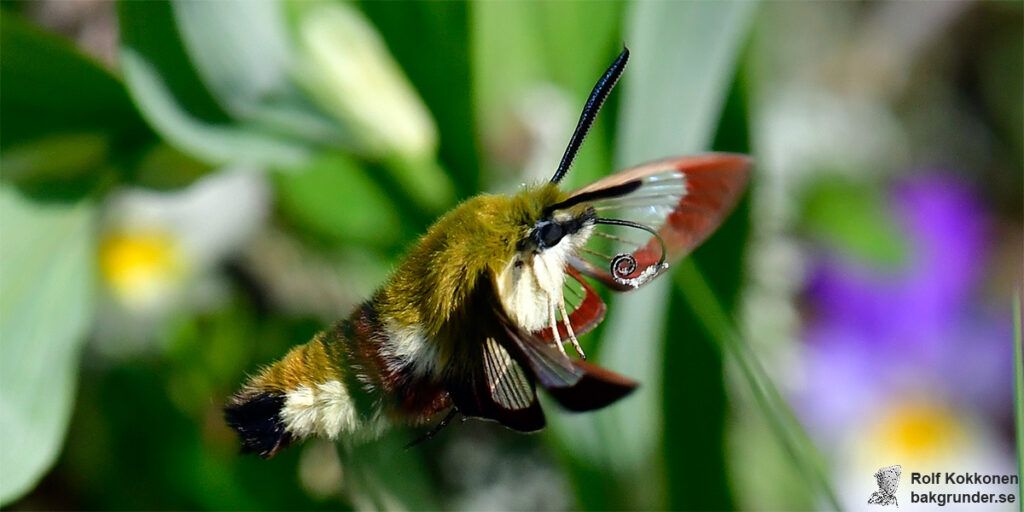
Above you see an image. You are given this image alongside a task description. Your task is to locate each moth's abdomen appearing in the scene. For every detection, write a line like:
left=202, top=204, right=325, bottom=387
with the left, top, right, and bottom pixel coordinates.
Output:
left=224, top=304, right=449, bottom=457
left=225, top=322, right=383, bottom=457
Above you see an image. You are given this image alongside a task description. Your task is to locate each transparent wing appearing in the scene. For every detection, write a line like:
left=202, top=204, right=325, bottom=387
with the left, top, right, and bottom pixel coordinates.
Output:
left=494, top=304, right=637, bottom=411
left=444, top=307, right=545, bottom=431
left=563, top=153, right=751, bottom=291
left=482, top=336, right=534, bottom=410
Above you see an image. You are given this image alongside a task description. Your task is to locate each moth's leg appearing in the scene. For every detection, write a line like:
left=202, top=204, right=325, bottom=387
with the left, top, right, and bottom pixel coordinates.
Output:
left=548, top=299, right=568, bottom=357
left=533, top=255, right=569, bottom=358
left=558, top=298, right=585, bottom=360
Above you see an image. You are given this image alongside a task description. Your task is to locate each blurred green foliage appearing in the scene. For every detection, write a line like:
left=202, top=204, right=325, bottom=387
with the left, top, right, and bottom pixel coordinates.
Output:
left=0, top=189, right=96, bottom=503
left=2, top=0, right=1020, bottom=510
left=275, top=154, right=405, bottom=247
left=1, top=17, right=151, bottom=199
left=0, top=0, right=823, bottom=508
left=801, top=177, right=910, bottom=269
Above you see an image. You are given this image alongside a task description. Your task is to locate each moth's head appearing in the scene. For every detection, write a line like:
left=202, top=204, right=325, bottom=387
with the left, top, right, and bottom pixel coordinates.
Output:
left=499, top=45, right=631, bottom=271
left=447, top=46, right=630, bottom=332
left=510, top=184, right=597, bottom=258
left=492, top=184, right=598, bottom=331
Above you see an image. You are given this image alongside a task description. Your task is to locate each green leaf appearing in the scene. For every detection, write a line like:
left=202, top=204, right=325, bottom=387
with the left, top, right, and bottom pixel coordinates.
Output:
left=274, top=154, right=404, bottom=247
left=615, top=2, right=757, bottom=163
left=0, top=15, right=150, bottom=150
left=598, top=0, right=752, bottom=465
left=0, top=133, right=116, bottom=200
left=0, top=187, right=97, bottom=504
left=117, top=0, right=313, bottom=167
left=472, top=2, right=623, bottom=122
left=172, top=0, right=292, bottom=115
left=120, top=49, right=311, bottom=168
left=131, top=143, right=213, bottom=191
left=0, top=15, right=151, bottom=198
left=1, top=133, right=109, bottom=183
left=171, top=0, right=347, bottom=147
left=801, top=177, right=910, bottom=268
left=117, top=0, right=229, bottom=123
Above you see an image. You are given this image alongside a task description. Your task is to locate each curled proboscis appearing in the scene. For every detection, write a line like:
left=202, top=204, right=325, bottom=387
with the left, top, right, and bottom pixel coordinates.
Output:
left=610, top=253, right=638, bottom=280
left=594, top=217, right=669, bottom=289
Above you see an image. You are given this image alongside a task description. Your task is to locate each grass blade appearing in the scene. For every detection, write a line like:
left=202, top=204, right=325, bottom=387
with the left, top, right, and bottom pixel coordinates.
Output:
left=675, top=259, right=843, bottom=510
left=541, top=4, right=759, bottom=509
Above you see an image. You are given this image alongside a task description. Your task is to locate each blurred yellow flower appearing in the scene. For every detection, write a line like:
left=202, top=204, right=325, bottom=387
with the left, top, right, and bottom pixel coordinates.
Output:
left=862, top=398, right=966, bottom=466
left=832, top=395, right=1012, bottom=510
left=99, top=229, right=186, bottom=311
left=293, top=1, right=437, bottom=159
left=95, top=169, right=269, bottom=329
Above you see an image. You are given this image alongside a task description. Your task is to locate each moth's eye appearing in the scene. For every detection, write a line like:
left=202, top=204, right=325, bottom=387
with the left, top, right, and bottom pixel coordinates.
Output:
left=537, top=222, right=564, bottom=248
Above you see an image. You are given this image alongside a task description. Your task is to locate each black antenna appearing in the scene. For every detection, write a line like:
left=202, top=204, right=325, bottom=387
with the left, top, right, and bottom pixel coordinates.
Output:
left=544, top=179, right=642, bottom=215
left=550, top=47, right=629, bottom=184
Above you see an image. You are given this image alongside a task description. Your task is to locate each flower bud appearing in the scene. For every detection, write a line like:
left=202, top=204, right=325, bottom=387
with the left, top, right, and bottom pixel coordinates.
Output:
left=293, top=1, right=437, bottom=159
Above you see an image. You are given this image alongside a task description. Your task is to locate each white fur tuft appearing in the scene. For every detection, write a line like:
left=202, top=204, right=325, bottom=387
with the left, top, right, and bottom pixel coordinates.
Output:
left=381, top=321, right=441, bottom=377
left=497, top=225, right=593, bottom=332
left=280, top=381, right=363, bottom=439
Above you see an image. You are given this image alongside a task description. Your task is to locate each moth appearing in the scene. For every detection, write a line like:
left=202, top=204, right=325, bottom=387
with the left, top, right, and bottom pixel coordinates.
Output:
left=225, top=48, right=750, bottom=457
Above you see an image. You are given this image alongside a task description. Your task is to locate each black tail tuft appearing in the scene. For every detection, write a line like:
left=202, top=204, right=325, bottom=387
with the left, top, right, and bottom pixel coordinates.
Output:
left=224, top=392, right=293, bottom=458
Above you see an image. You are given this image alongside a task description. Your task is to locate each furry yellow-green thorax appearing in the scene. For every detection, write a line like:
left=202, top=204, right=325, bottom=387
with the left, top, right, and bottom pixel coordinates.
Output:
left=374, top=183, right=569, bottom=335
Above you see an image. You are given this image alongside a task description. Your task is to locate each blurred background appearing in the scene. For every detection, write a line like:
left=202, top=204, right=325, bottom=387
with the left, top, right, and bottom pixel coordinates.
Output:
left=1, top=1, right=1021, bottom=510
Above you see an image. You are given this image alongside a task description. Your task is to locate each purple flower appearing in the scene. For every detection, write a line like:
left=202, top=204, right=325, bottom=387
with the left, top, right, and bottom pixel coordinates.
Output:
left=797, top=172, right=1013, bottom=440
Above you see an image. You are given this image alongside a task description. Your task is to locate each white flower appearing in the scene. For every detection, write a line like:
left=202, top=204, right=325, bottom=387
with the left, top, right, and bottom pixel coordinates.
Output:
left=98, top=169, right=269, bottom=315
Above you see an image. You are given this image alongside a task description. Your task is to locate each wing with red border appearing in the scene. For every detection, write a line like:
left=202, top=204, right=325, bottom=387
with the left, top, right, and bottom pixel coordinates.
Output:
left=562, top=153, right=751, bottom=291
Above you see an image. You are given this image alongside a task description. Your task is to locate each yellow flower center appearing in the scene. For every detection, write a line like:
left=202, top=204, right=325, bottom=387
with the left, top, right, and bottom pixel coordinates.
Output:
left=99, top=230, right=185, bottom=309
left=858, top=398, right=966, bottom=467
